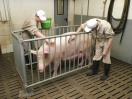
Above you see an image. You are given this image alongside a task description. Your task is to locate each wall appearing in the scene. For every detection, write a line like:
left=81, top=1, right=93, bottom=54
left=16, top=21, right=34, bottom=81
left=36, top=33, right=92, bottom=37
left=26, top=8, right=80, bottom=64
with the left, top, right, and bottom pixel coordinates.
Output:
left=0, top=0, right=12, bottom=53
left=74, top=0, right=132, bottom=64
left=0, top=0, right=54, bottom=54
left=68, top=0, right=75, bottom=25
left=0, top=0, right=132, bottom=65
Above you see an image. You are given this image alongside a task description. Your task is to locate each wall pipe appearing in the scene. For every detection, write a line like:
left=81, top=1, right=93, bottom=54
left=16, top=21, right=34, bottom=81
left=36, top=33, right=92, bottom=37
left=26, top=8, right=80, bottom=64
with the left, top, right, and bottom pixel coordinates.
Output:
left=3, top=0, right=8, bottom=22
left=102, top=0, right=107, bottom=19
left=0, top=11, right=2, bottom=22
left=6, top=0, right=12, bottom=32
left=80, top=0, right=84, bottom=24
left=87, top=0, right=89, bottom=18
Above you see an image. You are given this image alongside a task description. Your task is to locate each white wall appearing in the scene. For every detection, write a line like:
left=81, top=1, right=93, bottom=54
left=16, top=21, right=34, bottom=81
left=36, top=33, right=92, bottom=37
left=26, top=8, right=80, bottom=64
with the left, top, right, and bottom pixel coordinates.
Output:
left=0, top=0, right=76, bottom=54
left=0, top=0, right=132, bottom=64
left=75, top=0, right=132, bottom=19
left=0, top=0, right=54, bottom=54
left=74, top=0, right=132, bottom=64
left=9, top=0, right=54, bottom=30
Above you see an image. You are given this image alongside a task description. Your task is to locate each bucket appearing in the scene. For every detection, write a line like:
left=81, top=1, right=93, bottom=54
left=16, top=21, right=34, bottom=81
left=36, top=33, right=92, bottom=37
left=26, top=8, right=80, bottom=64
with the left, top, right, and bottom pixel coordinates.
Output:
left=41, top=18, right=52, bottom=29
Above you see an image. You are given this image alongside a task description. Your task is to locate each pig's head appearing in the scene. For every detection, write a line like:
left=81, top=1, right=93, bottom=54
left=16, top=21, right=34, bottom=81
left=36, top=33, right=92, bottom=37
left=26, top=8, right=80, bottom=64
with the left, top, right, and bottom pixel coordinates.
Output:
left=31, top=41, right=54, bottom=72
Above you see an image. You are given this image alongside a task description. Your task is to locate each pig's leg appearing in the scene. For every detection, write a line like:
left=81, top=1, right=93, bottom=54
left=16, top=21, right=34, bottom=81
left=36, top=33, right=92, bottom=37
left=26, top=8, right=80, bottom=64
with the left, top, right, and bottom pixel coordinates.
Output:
left=77, top=53, right=84, bottom=66
left=78, top=56, right=84, bottom=66
left=53, top=61, right=60, bottom=76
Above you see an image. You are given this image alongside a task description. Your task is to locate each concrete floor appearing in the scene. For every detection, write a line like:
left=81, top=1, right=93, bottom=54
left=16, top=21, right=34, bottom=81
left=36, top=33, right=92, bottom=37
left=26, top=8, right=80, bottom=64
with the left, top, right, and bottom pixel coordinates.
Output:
left=0, top=53, right=132, bottom=99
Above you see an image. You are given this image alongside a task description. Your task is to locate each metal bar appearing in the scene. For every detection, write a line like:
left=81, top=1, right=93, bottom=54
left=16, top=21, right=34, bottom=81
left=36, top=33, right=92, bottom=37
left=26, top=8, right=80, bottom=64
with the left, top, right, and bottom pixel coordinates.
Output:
left=60, top=36, right=62, bottom=74
left=12, top=25, right=93, bottom=93
left=20, top=32, right=87, bottom=42
left=64, top=35, right=67, bottom=72
left=26, top=64, right=89, bottom=88
left=36, top=40, right=40, bottom=81
left=81, top=0, right=84, bottom=24
left=68, top=36, right=71, bottom=71
left=42, top=40, right=46, bottom=79
left=73, top=33, right=76, bottom=69
left=20, top=41, right=28, bottom=87
left=77, top=34, right=81, bottom=68
left=85, top=32, right=89, bottom=66
left=49, top=38, right=52, bottom=78
left=29, top=42, right=34, bottom=83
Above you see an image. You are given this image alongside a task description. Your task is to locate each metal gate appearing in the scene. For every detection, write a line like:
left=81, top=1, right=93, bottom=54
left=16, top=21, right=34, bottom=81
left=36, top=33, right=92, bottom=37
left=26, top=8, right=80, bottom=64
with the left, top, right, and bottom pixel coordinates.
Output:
left=12, top=25, right=93, bottom=93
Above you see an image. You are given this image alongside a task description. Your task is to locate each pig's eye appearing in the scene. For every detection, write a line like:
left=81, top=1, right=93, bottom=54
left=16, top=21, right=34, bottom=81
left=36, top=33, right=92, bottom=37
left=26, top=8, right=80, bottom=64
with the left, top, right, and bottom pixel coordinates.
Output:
left=44, top=53, right=49, bottom=58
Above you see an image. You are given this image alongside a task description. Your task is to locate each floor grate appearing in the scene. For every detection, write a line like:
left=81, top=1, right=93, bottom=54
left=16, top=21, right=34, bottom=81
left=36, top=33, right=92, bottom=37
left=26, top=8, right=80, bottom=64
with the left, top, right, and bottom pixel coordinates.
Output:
left=0, top=53, right=132, bottom=99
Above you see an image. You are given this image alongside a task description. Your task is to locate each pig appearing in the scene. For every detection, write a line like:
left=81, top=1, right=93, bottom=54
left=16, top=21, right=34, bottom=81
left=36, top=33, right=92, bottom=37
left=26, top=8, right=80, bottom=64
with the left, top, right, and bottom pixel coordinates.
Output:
left=31, top=33, right=74, bottom=75
left=62, top=32, right=94, bottom=66
left=31, top=32, right=94, bottom=76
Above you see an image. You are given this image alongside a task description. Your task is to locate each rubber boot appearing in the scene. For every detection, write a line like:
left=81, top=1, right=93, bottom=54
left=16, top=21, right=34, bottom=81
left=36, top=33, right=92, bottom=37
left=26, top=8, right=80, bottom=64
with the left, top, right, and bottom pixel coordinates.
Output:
left=86, top=60, right=100, bottom=76
left=100, top=64, right=111, bottom=81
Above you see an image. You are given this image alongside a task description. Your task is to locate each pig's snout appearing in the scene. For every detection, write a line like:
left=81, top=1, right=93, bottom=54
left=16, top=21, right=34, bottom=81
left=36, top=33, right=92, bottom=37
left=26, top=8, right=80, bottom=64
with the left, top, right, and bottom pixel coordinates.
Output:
left=38, top=65, right=44, bottom=73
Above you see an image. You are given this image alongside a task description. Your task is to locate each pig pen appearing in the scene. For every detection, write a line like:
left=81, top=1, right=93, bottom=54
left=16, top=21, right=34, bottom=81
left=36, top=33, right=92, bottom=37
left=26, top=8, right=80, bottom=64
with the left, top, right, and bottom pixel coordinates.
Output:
left=12, top=25, right=93, bottom=93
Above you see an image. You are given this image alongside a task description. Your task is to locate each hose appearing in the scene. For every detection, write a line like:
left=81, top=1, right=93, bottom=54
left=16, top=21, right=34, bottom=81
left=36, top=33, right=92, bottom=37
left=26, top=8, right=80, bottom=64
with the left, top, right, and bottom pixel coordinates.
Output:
left=107, top=0, right=130, bottom=43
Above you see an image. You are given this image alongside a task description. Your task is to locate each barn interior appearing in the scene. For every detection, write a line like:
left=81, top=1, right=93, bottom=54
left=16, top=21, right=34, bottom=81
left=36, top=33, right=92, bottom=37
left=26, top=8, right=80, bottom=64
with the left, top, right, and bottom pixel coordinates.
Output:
left=0, top=0, right=132, bottom=99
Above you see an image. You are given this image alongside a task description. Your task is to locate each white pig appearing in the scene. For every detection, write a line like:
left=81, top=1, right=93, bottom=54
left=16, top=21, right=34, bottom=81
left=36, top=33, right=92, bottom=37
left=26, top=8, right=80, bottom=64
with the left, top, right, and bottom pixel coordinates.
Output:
left=62, top=32, right=93, bottom=65
left=31, top=33, right=75, bottom=75
left=31, top=32, right=93, bottom=76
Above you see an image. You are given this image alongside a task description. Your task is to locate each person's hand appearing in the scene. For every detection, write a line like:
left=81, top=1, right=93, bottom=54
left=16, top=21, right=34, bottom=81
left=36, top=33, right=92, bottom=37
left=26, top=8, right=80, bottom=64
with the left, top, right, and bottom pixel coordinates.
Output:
left=102, top=49, right=108, bottom=56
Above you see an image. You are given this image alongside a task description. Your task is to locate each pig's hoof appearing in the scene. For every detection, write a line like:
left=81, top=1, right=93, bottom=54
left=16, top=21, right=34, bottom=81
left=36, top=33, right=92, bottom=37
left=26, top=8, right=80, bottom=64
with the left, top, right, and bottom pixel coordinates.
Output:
left=39, top=70, right=44, bottom=73
left=78, top=63, right=83, bottom=67
left=39, top=68, right=44, bottom=73
left=52, top=73, right=57, bottom=77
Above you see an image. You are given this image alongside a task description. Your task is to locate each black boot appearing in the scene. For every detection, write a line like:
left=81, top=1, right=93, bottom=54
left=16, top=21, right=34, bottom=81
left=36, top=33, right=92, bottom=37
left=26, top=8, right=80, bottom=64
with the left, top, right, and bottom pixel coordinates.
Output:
left=86, top=60, right=100, bottom=76
left=100, top=64, right=111, bottom=81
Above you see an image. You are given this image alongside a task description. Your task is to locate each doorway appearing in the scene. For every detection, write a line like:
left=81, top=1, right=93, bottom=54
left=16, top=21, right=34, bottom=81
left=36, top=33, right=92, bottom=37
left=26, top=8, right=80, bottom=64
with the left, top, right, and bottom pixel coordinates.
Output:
left=54, top=0, right=68, bottom=26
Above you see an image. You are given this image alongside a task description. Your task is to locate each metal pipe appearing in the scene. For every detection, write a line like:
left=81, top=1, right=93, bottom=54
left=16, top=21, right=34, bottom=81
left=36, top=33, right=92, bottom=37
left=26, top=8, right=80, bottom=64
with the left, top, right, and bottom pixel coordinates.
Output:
left=3, top=0, right=8, bottom=22
left=26, top=64, right=89, bottom=88
left=102, top=0, right=107, bottom=19
left=0, top=11, right=2, bottom=22
left=36, top=41, right=40, bottom=81
left=6, top=0, right=12, bottom=32
left=87, top=0, right=89, bottom=17
left=81, top=0, right=84, bottom=24
left=12, top=25, right=93, bottom=93
left=20, top=32, right=87, bottom=42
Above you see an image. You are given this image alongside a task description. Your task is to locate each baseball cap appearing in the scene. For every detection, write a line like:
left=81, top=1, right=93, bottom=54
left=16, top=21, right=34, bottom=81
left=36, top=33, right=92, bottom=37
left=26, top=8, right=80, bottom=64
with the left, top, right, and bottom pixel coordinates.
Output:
left=37, top=10, right=46, bottom=21
left=84, top=19, right=97, bottom=32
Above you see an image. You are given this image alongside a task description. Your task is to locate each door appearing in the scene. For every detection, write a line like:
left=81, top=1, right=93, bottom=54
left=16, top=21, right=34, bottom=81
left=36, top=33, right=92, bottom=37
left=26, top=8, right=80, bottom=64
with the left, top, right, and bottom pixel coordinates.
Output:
left=54, top=0, right=68, bottom=26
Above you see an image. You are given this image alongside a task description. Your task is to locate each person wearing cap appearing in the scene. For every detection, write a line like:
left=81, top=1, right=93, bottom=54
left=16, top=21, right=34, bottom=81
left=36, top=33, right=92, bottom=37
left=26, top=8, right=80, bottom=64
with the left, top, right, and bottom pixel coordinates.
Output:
left=76, top=18, right=115, bottom=80
left=21, top=10, right=46, bottom=68
left=21, top=10, right=46, bottom=52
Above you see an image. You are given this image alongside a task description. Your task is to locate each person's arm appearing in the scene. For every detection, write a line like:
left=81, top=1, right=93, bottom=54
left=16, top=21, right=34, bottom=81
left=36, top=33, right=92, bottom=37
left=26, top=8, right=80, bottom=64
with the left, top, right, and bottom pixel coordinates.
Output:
left=34, top=31, right=46, bottom=38
left=102, top=37, right=113, bottom=56
left=76, top=26, right=83, bottom=33
left=76, top=22, right=86, bottom=33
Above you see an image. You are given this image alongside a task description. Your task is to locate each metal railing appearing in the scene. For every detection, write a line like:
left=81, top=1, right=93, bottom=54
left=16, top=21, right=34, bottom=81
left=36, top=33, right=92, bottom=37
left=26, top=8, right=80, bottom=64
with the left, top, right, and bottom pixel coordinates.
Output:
left=12, top=25, right=93, bottom=93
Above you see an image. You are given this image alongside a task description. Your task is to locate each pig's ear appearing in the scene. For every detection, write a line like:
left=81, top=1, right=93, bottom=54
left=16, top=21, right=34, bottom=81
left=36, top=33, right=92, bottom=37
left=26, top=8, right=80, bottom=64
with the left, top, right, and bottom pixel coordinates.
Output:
left=68, top=35, right=76, bottom=43
left=45, top=39, right=54, bottom=46
left=45, top=39, right=49, bottom=45
left=50, top=40, right=55, bottom=46
left=31, top=50, right=37, bottom=55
